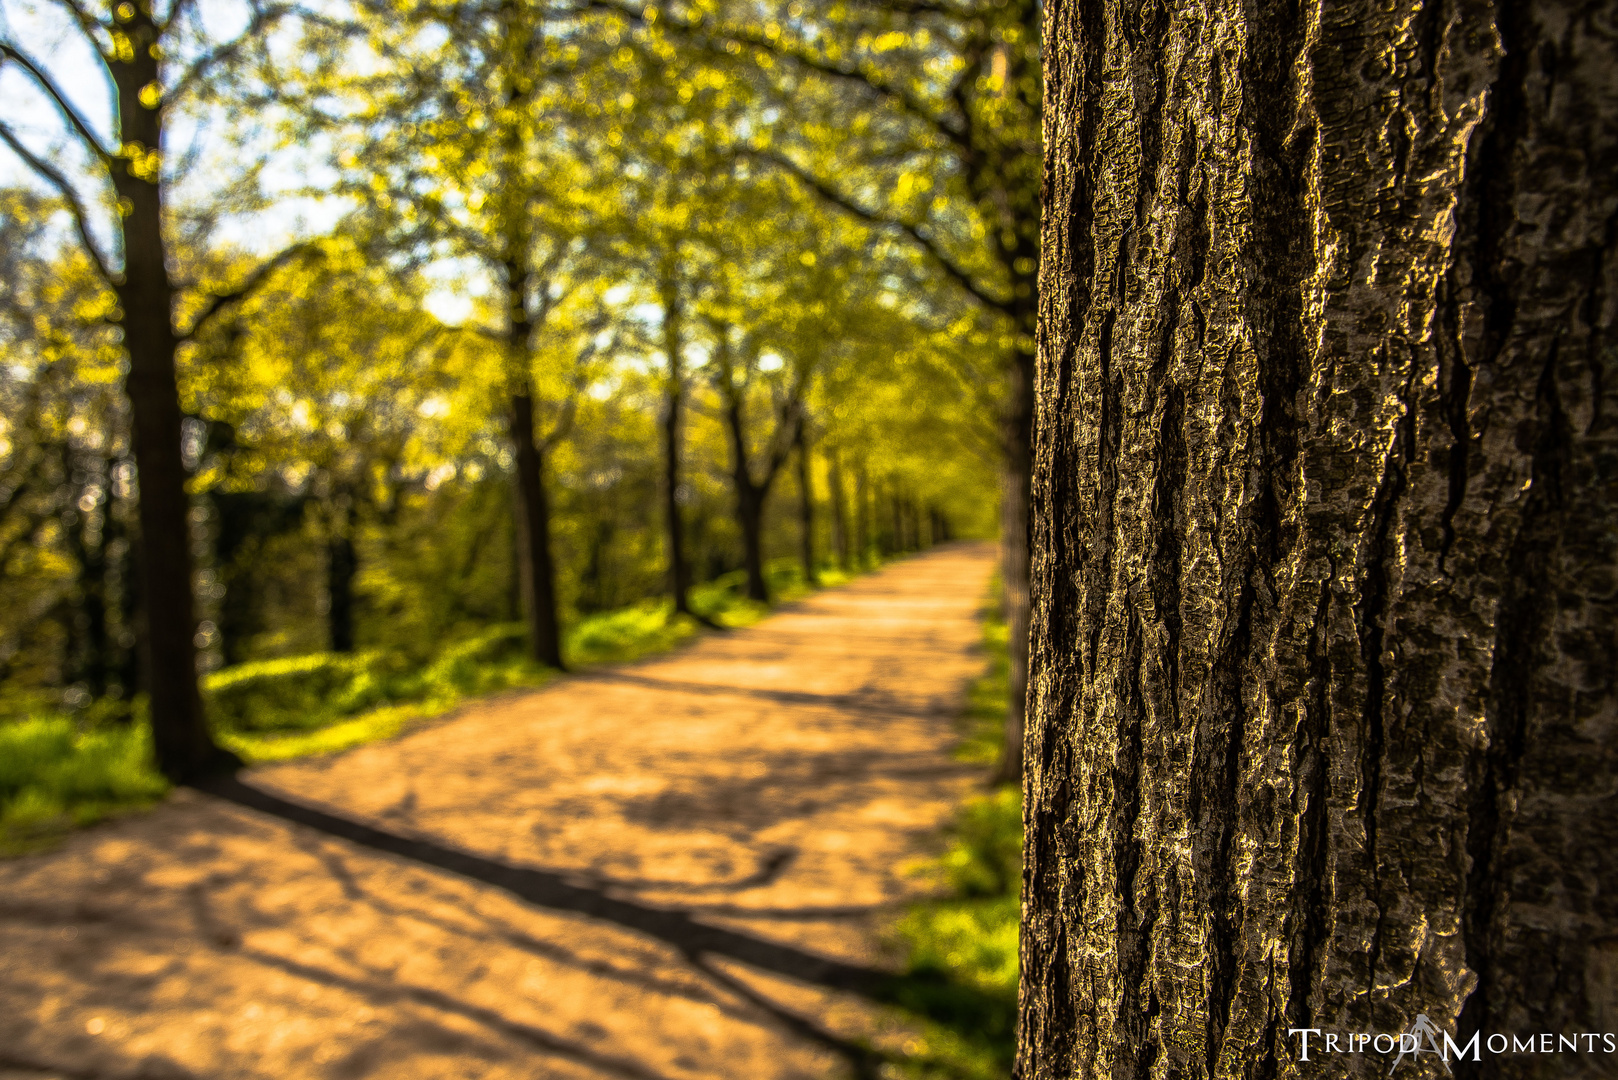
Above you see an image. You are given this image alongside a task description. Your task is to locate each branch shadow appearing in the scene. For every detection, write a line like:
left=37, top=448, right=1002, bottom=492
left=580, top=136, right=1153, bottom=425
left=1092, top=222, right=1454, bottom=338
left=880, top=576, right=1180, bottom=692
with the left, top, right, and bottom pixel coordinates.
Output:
left=192, top=774, right=1014, bottom=1077
left=194, top=775, right=883, bottom=992
left=573, top=670, right=945, bottom=720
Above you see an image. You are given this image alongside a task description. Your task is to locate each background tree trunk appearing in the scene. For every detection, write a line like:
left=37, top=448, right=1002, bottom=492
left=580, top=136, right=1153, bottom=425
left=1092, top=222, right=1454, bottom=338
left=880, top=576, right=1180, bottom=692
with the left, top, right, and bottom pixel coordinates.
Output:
left=795, top=420, right=816, bottom=587
left=510, top=389, right=565, bottom=668
left=109, top=22, right=230, bottom=779
left=325, top=511, right=357, bottom=655
left=855, top=463, right=871, bottom=567
left=659, top=281, right=695, bottom=616
left=1023, top=0, right=1618, bottom=1075
left=827, top=447, right=850, bottom=571
left=496, top=4, right=564, bottom=671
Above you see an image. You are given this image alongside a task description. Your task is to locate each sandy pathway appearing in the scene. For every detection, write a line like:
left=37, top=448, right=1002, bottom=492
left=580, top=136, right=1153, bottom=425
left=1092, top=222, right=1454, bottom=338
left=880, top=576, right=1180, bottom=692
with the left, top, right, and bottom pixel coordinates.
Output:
left=0, top=543, right=997, bottom=1080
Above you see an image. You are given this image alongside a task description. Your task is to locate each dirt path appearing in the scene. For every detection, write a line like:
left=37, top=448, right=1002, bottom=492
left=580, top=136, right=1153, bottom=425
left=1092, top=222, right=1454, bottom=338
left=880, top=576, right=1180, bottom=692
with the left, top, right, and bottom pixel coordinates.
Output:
left=1, top=543, right=998, bottom=1080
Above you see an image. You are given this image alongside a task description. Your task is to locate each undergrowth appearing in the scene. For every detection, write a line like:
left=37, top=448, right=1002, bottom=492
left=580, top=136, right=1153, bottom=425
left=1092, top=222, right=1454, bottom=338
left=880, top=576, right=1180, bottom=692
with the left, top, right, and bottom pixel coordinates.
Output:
left=0, top=555, right=868, bottom=856
left=878, top=591, right=1021, bottom=1079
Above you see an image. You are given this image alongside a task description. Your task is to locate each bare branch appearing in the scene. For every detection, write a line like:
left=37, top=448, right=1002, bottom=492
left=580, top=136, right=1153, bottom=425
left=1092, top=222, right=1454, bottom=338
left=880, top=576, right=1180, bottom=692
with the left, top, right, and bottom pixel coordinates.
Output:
left=160, top=0, right=202, bottom=34
left=0, top=121, right=119, bottom=286
left=36, top=0, right=113, bottom=45
left=0, top=44, right=117, bottom=161
left=165, top=3, right=291, bottom=103
left=749, top=149, right=1009, bottom=315
left=538, top=394, right=579, bottom=452
left=179, top=243, right=322, bottom=340
left=853, top=0, right=978, bottom=14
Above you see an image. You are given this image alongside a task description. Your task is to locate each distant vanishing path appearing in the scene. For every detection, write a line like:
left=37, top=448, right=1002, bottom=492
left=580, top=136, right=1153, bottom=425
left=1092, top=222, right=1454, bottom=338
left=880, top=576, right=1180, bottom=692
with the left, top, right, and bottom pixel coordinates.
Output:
left=0, top=543, right=997, bottom=1080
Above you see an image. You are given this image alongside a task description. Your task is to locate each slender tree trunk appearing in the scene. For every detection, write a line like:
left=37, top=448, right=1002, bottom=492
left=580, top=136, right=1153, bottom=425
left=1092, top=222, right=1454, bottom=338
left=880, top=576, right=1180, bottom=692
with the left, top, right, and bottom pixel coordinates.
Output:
left=61, top=452, right=111, bottom=698
left=325, top=498, right=357, bottom=654
left=510, top=389, right=565, bottom=668
left=112, top=494, right=142, bottom=705
left=889, top=482, right=904, bottom=554
left=737, top=485, right=768, bottom=602
left=795, top=420, right=816, bottom=586
left=660, top=280, right=694, bottom=616
left=721, top=394, right=772, bottom=603
left=827, top=448, right=850, bottom=571
left=855, top=463, right=870, bottom=567
left=1023, top=0, right=1618, bottom=1075
left=212, top=493, right=254, bottom=668
left=108, top=26, right=229, bottom=779
left=497, top=0, right=565, bottom=670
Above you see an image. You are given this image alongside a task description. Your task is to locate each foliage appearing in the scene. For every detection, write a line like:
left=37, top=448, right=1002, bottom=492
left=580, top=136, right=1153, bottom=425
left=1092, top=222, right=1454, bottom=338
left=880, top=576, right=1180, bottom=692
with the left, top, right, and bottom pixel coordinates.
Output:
left=0, top=559, right=853, bottom=853
left=204, top=650, right=401, bottom=732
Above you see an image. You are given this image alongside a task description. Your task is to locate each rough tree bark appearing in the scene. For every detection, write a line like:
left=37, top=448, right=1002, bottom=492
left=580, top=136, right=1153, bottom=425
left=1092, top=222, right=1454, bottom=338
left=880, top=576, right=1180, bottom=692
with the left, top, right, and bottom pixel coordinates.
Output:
left=1023, top=0, right=1617, bottom=1076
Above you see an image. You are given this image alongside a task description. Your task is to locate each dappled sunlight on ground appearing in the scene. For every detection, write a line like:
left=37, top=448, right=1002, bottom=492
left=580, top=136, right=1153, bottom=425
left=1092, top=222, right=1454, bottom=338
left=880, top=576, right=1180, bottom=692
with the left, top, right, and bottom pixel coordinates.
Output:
left=1, top=543, right=996, bottom=1080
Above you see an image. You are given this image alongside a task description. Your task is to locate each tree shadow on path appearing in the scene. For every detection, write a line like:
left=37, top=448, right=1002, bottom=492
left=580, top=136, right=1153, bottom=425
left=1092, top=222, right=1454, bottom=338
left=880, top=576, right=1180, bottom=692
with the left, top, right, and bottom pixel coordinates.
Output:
left=193, top=773, right=1012, bottom=1080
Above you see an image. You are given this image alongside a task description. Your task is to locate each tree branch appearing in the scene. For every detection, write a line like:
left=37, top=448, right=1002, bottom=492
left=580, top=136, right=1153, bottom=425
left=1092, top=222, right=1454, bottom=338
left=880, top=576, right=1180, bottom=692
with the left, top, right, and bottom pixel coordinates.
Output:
left=0, top=44, right=116, bottom=161
left=538, top=394, right=579, bottom=452
left=179, top=243, right=322, bottom=340
left=0, top=121, right=119, bottom=286
left=851, top=0, right=978, bottom=15
left=36, top=0, right=113, bottom=46
left=749, top=149, right=1009, bottom=315
left=166, top=2, right=294, bottom=103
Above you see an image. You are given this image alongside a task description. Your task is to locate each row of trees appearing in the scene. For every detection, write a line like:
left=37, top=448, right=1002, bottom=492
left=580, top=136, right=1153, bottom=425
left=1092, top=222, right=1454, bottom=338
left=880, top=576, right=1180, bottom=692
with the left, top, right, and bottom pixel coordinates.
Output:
left=0, top=0, right=1011, bottom=779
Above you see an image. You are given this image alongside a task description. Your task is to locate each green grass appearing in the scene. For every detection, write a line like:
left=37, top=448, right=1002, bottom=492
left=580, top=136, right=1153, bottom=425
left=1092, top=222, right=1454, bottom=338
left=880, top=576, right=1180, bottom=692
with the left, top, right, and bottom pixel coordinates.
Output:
left=0, top=714, right=170, bottom=856
left=875, top=593, right=1021, bottom=1080
left=0, top=555, right=884, bottom=855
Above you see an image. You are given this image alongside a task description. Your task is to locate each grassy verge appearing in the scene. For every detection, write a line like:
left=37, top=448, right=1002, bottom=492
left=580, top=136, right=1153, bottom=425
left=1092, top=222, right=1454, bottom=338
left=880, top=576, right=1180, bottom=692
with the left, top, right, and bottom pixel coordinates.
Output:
left=0, top=554, right=882, bottom=856
left=876, top=592, right=1020, bottom=1079
left=0, top=715, right=170, bottom=857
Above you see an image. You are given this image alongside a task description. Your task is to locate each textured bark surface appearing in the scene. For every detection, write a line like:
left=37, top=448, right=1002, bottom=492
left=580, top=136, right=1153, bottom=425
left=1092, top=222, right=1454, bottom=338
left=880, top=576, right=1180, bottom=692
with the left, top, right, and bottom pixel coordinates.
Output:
left=1024, top=0, right=1618, bottom=1075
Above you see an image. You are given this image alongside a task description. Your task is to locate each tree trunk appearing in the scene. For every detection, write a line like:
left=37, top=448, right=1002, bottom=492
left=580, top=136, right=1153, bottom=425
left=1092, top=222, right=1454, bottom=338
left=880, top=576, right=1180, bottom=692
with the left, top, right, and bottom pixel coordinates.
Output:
left=660, top=280, right=694, bottom=616
left=62, top=452, right=112, bottom=698
left=112, top=493, right=142, bottom=705
left=510, top=390, right=565, bottom=668
left=855, top=463, right=870, bottom=567
left=795, top=420, right=816, bottom=587
left=827, top=448, right=850, bottom=571
left=496, top=0, right=565, bottom=671
left=724, top=403, right=773, bottom=608
left=109, top=25, right=230, bottom=779
left=889, top=482, right=904, bottom=553
left=325, top=500, right=357, bottom=654
left=1024, top=0, right=1618, bottom=1076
